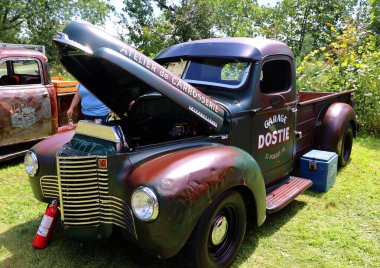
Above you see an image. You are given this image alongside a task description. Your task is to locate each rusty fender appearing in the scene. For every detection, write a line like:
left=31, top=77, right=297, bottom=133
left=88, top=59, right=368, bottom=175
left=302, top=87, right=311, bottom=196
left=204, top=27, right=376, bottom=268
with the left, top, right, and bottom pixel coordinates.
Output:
left=125, top=145, right=266, bottom=259
left=28, top=130, right=75, bottom=202
left=319, top=102, right=357, bottom=154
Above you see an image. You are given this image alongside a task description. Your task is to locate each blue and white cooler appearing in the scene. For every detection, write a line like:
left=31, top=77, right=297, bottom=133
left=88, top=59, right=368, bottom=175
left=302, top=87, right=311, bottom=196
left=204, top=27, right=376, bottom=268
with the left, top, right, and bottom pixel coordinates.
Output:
left=300, top=150, right=338, bottom=192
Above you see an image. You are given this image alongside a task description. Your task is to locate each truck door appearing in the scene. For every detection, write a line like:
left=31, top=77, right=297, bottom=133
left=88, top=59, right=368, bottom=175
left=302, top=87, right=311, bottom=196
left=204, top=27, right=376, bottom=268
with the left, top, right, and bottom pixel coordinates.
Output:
left=250, top=56, right=297, bottom=184
left=0, top=57, right=52, bottom=147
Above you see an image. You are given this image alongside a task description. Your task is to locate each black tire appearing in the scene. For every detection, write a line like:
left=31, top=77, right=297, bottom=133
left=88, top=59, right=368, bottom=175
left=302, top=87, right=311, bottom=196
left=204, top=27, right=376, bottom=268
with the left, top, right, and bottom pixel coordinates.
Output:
left=183, top=191, right=246, bottom=268
left=338, top=124, right=353, bottom=167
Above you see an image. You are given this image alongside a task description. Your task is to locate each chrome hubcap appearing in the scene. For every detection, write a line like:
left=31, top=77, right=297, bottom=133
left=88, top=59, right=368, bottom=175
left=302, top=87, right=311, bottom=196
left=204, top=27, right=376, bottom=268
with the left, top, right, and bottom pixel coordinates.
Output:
left=211, top=215, right=228, bottom=246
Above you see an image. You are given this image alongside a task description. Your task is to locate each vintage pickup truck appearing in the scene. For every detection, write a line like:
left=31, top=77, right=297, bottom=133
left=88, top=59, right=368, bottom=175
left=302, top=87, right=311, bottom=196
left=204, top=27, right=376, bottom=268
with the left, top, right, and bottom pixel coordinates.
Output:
left=0, top=43, right=80, bottom=162
left=25, top=21, right=357, bottom=267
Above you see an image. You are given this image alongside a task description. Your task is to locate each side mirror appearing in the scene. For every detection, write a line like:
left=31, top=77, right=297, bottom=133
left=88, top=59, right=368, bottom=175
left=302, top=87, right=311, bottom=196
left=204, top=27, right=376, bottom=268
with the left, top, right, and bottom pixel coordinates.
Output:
left=270, top=95, right=285, bottom=109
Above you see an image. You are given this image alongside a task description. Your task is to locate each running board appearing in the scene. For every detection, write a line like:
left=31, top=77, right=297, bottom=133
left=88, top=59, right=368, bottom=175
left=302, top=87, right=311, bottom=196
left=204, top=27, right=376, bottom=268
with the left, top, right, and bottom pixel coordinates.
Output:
left=0, top=149, right=28, bottom=162
left=266, top=176, right=312, bottom=214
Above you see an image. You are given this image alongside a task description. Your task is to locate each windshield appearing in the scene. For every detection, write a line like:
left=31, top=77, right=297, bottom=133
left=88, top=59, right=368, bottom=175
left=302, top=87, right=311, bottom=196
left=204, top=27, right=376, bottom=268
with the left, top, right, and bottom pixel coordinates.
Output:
left=165, top=59, right=251, bottom=89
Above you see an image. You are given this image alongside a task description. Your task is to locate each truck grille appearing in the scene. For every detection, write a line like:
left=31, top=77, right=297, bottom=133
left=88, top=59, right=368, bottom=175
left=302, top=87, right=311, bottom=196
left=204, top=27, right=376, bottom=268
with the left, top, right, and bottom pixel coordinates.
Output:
left=57, top=156, right=136, bottom=238
left=40, top=176, right=59, bottom=199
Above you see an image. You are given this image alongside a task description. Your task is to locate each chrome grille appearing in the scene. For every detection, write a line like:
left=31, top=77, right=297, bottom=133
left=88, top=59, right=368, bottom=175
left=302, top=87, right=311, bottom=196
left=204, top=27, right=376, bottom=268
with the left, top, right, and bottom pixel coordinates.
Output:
left=40, top=176, right=59, bottom=199
left=57, top=156, right=136, bottom=238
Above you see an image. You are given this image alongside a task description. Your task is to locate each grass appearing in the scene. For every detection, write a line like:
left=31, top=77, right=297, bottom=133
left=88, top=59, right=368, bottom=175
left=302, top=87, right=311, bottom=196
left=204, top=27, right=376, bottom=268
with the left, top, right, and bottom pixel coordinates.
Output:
left=0, top=136, right=379, bottom=267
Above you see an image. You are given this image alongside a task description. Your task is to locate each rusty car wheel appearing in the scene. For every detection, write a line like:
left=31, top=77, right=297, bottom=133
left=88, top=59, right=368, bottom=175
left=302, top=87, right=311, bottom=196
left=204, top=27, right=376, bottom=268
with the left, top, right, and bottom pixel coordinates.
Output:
left=184, top=190, right=246, bottom=268
left=339, top=124, right=353, bottom=167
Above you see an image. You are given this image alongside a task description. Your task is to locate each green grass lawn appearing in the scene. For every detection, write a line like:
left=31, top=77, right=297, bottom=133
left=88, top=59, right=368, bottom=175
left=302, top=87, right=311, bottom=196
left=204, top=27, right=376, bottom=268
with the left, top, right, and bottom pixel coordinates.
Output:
left=0, top=136, right=379, bottom=267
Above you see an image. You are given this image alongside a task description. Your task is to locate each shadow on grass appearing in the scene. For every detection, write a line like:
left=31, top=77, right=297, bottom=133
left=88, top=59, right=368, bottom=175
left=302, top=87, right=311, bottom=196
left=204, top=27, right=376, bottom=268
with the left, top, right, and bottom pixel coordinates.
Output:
left=235, top=200, right=307, bottom=266
left=0, top=219, right=178, bottom=268
left=1, top=201, right=308, bottom=268
left=0, top=156, right=24, bottom=169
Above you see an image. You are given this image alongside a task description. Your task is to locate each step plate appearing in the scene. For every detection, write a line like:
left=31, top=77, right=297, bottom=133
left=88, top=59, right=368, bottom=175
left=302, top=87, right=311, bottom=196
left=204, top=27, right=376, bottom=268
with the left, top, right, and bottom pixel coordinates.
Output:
left=266, top=176, right=312, bottom=214
left=0, top=149, right=28, bottom=162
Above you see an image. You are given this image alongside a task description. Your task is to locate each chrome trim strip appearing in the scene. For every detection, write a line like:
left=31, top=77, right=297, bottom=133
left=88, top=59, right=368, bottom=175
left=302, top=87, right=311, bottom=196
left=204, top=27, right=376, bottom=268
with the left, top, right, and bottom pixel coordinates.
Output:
left=57, top=158, right=65, bottom=221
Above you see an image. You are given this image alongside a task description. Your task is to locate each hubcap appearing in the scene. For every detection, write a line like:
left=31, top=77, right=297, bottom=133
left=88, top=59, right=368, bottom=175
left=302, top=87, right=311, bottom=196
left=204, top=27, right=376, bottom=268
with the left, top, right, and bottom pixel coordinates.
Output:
left=211, top=215, right=228, bottom=246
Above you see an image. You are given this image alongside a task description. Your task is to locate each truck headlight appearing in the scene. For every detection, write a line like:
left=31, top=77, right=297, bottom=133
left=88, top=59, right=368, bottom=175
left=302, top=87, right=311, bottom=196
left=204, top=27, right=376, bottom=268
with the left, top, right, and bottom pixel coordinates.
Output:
left=131, top=186, right=159, bottom=222
left=24, top=151, right=38, bottom=177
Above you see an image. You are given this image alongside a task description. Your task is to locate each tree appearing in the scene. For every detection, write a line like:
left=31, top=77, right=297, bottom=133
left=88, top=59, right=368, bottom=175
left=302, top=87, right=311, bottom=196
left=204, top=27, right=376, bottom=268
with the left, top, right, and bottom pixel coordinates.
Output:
left=297, top=22, right=380, bottom=135
left=259, top=0, right=359, bottom=57
left=0, top=0, right=113, bottom=62
left=212, top=0, right=261, bottom=37
left=369, top=0, right=380, bottom=34
left=119, top=0, right=215, bottom=56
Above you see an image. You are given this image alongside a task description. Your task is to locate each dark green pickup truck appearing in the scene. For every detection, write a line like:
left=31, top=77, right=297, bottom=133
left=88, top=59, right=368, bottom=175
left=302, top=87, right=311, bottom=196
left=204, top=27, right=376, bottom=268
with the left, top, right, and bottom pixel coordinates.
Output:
left=25, top=21, right=357, bottom=267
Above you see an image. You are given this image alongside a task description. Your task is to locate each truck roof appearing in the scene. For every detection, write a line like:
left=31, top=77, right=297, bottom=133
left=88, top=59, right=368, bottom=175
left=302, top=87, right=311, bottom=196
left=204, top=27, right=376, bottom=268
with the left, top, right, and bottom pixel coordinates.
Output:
left=0, top=48, right=47, bottom=61
left=155, top=38, right=294, bottom=61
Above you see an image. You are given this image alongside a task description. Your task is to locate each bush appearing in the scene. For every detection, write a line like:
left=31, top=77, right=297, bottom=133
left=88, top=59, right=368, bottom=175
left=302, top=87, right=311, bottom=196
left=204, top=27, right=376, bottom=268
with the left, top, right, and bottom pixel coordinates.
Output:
left=49, top=64, right=75, bottom=80
left=297, top=23, right=380, bottom=136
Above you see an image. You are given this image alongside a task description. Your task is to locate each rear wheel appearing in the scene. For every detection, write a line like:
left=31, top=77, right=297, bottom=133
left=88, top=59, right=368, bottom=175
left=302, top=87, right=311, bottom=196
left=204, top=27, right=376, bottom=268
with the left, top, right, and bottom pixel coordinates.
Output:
left=183, top=190, right=246, bottom=268
left=338, top=124, right=353, bottom=167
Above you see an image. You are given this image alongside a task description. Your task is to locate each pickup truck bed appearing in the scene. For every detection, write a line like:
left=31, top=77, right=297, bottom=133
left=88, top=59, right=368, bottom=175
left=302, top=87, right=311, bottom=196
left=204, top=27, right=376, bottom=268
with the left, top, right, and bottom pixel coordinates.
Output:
left=296, top=90, right=356, bottom=160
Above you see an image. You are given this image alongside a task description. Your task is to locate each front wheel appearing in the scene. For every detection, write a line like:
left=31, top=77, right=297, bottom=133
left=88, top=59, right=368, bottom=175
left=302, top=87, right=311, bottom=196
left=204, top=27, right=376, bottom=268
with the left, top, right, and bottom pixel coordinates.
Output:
left=339, top=124, right=353, bottom=167
left=183, top=190, right=246, bottom=268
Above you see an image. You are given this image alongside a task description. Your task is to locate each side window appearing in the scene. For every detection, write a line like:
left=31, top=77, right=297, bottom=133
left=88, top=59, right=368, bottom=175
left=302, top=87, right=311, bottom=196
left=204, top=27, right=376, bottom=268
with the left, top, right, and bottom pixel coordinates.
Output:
left=0, top=61, right=7, bottom=77
left=0, top=59, right=42, bottom=86
left=221, top=62, right=248, bottom=82
left=14, top=60, right=39, bottom=76
left=260, top=59, right=292, bottom=93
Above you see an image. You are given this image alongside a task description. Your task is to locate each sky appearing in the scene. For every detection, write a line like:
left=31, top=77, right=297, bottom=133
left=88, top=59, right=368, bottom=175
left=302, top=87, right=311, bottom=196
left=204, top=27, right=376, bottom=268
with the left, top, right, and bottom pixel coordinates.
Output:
left=105, top=0, right=280, bottom=36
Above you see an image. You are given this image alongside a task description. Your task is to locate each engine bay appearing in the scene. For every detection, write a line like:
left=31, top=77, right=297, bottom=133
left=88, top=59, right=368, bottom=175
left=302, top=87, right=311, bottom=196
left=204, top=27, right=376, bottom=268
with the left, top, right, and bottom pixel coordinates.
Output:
left=110, top=93, right=215, bottom=148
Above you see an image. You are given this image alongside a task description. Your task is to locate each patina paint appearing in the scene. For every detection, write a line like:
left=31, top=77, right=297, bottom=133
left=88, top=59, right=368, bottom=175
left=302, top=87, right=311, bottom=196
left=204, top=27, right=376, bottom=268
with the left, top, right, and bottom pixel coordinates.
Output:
left=319, top=102, right=357, bottom=155
left=125, top=145, right=266, bottom=258
left=29, top=130, right=75, bottom=202
left=26, top=22, right=358, bottom=264
left=46, top=84, right=59, bottom=133
left=0, top=85, right=53, bottom=146
left=296, top=91, right=356, bottom=159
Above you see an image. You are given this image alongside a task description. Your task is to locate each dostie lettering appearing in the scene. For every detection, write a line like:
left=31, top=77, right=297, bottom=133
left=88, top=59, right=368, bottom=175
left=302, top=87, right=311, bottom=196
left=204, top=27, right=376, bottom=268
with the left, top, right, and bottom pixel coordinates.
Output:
left=264, top=114, right=287, bottom=129
left=258, top=127, right=290, bottom=149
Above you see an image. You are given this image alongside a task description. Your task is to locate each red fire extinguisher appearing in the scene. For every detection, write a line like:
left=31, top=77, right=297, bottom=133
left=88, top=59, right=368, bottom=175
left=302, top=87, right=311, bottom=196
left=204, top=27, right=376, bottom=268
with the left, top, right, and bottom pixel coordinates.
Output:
left=32, top=199, right=60, bottom=249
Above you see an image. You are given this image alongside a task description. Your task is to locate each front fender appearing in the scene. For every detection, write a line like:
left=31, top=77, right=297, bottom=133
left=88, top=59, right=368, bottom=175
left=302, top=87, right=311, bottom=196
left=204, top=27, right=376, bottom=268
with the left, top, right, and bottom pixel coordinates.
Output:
left=319, top=103, right=357, bottom=154
left=126, top=144, right=266, bottom=259
left=28, top=130, right=75, bottom=202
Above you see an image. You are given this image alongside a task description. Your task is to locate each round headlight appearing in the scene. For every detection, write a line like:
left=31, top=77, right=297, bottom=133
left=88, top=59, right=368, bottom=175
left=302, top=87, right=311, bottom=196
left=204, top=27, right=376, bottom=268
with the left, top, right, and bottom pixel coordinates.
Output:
left=24, top=151, right=38, bottom=176
left=131, top=186, right=159, bottom=222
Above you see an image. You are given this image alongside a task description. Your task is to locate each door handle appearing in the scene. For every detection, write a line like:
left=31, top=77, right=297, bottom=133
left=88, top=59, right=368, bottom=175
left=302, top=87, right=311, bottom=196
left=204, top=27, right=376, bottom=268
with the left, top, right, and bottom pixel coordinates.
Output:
left=42, top=92, right=49, bottom=98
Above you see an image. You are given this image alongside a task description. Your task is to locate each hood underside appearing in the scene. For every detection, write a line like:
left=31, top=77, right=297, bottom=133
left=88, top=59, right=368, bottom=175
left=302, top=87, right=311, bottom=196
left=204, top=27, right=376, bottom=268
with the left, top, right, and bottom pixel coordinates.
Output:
left=53, top=21, right=225, bottom=131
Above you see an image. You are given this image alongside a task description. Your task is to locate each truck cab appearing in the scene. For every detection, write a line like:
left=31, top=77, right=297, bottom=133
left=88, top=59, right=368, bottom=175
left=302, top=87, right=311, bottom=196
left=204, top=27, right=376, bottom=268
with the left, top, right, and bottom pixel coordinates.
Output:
left=0, top=44, right=80, bottom=161
left=155, top=39, right=298, bottom=184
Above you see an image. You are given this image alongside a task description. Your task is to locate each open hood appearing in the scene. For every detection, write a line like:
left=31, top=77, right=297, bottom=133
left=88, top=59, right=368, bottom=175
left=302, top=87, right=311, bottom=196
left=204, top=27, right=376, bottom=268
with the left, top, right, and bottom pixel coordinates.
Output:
left=53, top=21, right=225, bottom=131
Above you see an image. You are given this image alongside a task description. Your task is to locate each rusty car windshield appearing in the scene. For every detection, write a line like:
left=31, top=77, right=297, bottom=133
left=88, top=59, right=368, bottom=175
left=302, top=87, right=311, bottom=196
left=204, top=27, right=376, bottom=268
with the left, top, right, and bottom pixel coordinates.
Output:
left=164, top=59, right=251, bottom=89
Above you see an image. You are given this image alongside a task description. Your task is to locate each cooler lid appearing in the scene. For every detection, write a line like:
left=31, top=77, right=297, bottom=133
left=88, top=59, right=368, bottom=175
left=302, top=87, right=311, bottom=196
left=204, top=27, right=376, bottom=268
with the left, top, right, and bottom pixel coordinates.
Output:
left=302, top=150, right=336, bottom=162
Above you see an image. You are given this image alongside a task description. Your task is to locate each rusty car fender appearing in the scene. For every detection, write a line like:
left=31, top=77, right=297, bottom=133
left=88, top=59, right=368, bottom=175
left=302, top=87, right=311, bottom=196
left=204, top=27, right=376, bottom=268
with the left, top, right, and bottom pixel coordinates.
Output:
left=125, top=144, right=266, bottom=259
left=319, top=102, right=357, bottom=154
left=28, top=130, right=75, bottom=202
